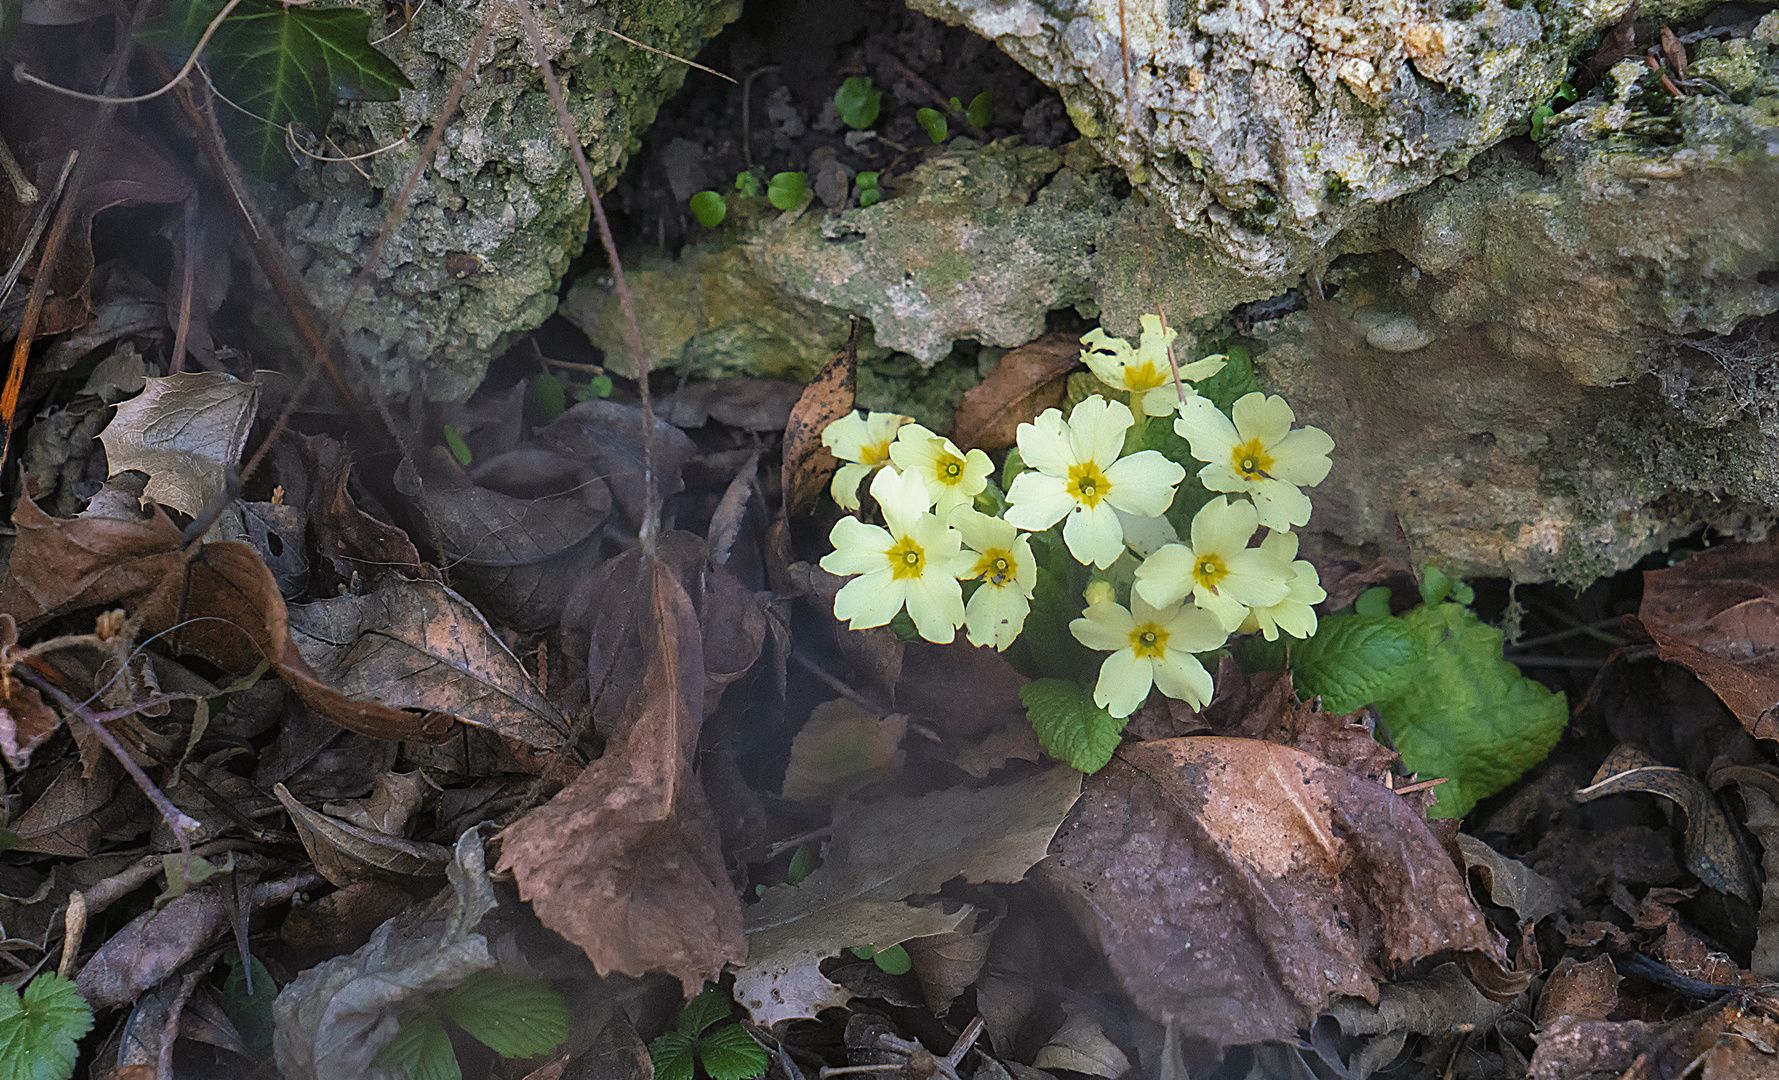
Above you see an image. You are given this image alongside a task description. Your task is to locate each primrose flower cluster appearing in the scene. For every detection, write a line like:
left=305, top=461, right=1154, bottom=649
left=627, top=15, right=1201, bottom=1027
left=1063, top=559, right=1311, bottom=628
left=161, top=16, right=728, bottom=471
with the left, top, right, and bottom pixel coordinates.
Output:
left=818, top=314, right=1334, bottom=722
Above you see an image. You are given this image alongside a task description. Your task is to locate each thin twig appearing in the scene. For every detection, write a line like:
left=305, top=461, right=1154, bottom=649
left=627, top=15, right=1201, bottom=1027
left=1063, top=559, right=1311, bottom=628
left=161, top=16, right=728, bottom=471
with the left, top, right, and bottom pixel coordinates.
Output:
left=0, top=151, right=77, bottom=315
left=171, top=193, right=198, bottom=372
left=741, top=65, right=781, bottom=171
left=595, top=25, right=736, bottom=83
left=0, top=135, right=38, bottom=204
left=157, top=963, right=211, bottom=1080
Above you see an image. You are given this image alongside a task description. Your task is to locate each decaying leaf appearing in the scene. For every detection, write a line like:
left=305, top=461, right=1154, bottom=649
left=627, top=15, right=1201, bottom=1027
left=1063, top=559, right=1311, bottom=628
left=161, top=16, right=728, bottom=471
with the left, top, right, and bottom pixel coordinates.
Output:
left=905, top=898, right=1003, bottom=1015
left=10, top=756, right=140, bottom=856
left=666, top=377, right=805, bottom=431
left=1575, top=745, right=1759, bottom=904
left=791, top=562, right=902, bottom=703
left=0, top=613, right=61, bottom=769
left=1639, top=536, right=1779, bottom=741
left=1534, top=956, right=1620, bottom=1024
left=1458, top=834, right=1565, bottom=926
left=1720, top=771, right=1779, bottom=978
left=301, top=435, right=432, bottom=594
left=97, top=371, right=259, bottom=518
left=781, top=333, right=857, bottom=517
left=274, top=831, right=497, bottom=1080
left=1032, top=1007, right=1128, bottom=1079
left=950, top=334, right=1080, bottom=451
left=500, top=561, right=746, bottom=993
left=539, top=399, right=697, bottom=529
left=274, top=783, right=451, bottom=887
left=1035, top=738, right=1506, bottom=1049
left=735, top=767, right=1082, bottom=1026
left=780, top=700, right=907, bottom=803
left=1324, top=962, right=1505, bottom=1037
left=77, top=880, right=235, bottom=1010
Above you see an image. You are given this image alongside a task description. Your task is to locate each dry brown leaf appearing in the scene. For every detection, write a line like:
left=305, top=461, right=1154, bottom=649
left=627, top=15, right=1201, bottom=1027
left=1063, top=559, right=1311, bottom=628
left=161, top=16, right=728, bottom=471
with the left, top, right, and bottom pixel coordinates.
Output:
left=0, top=494, right=185, bottom=633
left=1323, top=962, right=1505, bottom=1037
left=10, top=756, right=140, bottom=856
left=782, top=333, right=858, bottom=516
left=1035, top=737, right=1505, bottom=1049
left=0, top=613, right=62, bottom=768
left=323, top=771, right=427, bottom=836
left=539, top=399, right=697, bottom=529
left=1729, top=781, right=1779, bottom=978
left=273, top=783, right=451, bottom=887
left=301, top=435, right=432, bottom=594
left=1458, top=833, right=1565, bottom=926
left=1534, top=956, right=1621, bottom=1024
left=781, top=700, right=907, bottom=802
left=77, top=882, right=234, bottom=1010
left=665, top=377, right=805, bottom=431
left=499, top=560, right=745, bottom=992
left=97, top=372, right=258, bottom=518
left=1638, top=536, right=1779, bottom=741
left=905, top=898, right=1004, bottom=1015
left=1032, top=1007, right=1129, bottom=1079
left=949, top=334, right=1081, bottom=450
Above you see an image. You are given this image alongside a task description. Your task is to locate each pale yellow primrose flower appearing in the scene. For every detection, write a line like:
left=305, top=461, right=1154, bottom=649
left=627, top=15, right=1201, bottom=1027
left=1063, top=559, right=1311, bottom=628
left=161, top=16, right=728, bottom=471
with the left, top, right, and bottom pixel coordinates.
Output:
left=1003, top=397, right=1185, bottom=569
left=1070, top=595, right=1229, bottom=717
left=820, top=468, right=970, bottom=643
left=1173, top=392, right=1334, bottom=531
left=888, top=424, right=995, bottom=516
left=1133, top=496, right=1294, bottom=632
left=1238, top=530, right=1327, bottom=641
left=822, top=411, right=912, bottom=511
left=1080, top=314, right=1226, bottom=419
left=951, top=508, right=1036, bottom=650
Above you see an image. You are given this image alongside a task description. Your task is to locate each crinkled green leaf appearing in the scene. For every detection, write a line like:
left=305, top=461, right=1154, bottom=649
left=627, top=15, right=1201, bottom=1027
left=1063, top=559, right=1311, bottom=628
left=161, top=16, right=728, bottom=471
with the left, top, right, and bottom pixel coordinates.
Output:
left=649, top=1031, right=699, bottom=1080
left=1021, top=678, right=1127, bottom=773
left=734, top=170, right=762, bottom=197
left=697, top=1024, right=769, bottom=1080
left=221, top=951, right=277, bottom=1055
left=1192, top=345, right=1262, bottom=413
left=0, top=973, right=92, bottom=1080
left=374, top=1013, right=460, bottom=1080
left=437, top=971, right=569, bottom=1060
left=1375, top=602, right=1567, bottom=818
left=1288, top=614, right=1425, bottom=715
left=676, top=985, right=734, bottom=1038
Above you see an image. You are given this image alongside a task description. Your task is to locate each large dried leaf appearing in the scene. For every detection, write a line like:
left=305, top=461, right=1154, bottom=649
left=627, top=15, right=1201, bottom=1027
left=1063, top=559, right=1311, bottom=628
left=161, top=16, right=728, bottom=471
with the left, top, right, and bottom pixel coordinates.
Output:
left=287, top=577, right=567, bottom=751
left=274, top=830, right=497, bottom=1080
left=1457, top=834, right=1565, bottom=926
left=950, top=334, right=1080, bottom=450
left=10, top=757, right=140, bottom=856
left=273, top=783, right=452, bottom=887
left=499, top=561, right=745, bottom=993
left=781, top=337, right=857, bottom=516
left=538, top=400, right=696, bottom=529
left=1034, top=737, right=1505, bottom=1049
left=735, top=767, right=1082, bottom=1026
left=98, top=371, right=259, bottom=518
left=1639, top=536, right=1779, bottom=740
left=301, top=435, right=431, bottom=594
left=0, top=494, right=185, bottom=633
left=77, top=880, right=235, bottom=1010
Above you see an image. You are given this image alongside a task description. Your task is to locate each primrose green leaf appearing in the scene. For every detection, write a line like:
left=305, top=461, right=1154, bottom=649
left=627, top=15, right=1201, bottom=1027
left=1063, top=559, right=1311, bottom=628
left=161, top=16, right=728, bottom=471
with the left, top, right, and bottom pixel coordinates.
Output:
left=1000, top=445, right=1026, bottom=491
left=1375, top=602, right=1567, bottom=818
left=649, top=1032, right=698, bottom=1080
left=916, top=108, right=948, bottom=143
left=375, top=1014, right=461, bottom=1080
left=734, top=170, right=762, bottom=197
left=1009, top=538, right=1098, bottom=683
left=533, top=372, right=567, bottom=423
left=1191, top=345, right=1262, bottom=413
left=965, top=90, right=994, bottom=128
left=697, top=1024, right=769, bottom=1080
left=1020, top=678, right=1127, bottom=773
left=0, top=973, right=92, bottom=1080
left=221, top=951, right=276, bottom=1055
left=1418, top=566, right=1454, bottom=606
left=1288, top=614, right=1425, bottom=715
left=675, top=985, right=734, bottom=1038
left=767, top=171, right=808, bottom=211
left=870, top=943, right=911, bottom=975
left=1354, top=587, right=1393, bottom=617
left=833, top=77, right=883, bottom=130
left=689, top=190, right=727, bottom=227
left=443, top=424, right=472, bottom=466
left=438, top=972, right=570, bottom=1060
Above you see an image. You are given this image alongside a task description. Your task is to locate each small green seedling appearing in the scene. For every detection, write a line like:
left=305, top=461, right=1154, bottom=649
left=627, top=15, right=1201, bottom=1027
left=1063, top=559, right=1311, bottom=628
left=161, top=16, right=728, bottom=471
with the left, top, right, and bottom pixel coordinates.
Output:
left=855, top=170, right=881, bottom=208
left=0, top=973, right=93, bottom=1080
left=849, top=944, right=912, bottom=975
left=690, top=190, right=727, bottom=227
left=734, top=170, right=762, bottom=198
left=767, top=171, right=808, bottom=210
left=834, top=76, right=883, bottom=130
left=221, top=952, right=277, bottom=1056
left=965, top=90, right=993, bottom=128
left=376, top=971, right=571, bottom=1080
left=443, top=424, right=473, bottom=467
left=579, top=373, right=614, bottom=401
left=648, top=985, right=769, bottom=1080
left=1529, top=81, right=1577, bottom=141
left=915, top=107, right=948, bottom=144
left=533, top=370, right=567, bottom=421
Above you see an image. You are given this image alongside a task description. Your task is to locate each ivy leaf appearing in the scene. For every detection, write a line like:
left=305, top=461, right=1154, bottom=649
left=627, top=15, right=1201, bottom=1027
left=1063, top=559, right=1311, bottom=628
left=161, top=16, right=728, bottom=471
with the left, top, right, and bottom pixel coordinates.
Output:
left=1375, top=603, right=1567, bottom=818
left=1021, top=678, right=1127, bottom=773
left=648, top=1031, right=699, bottom=1080
left=374, top=1014, right=461, bottom=1080
left=147, top=0, right=412, bottom=178
left=675, top=985, right=734, bottom=1038
left=437, top=971, right=570, bottom=1060
left=0, top=973, right=92, bottom=1080
left=1192, top=345, right=1262, bottom=413
left=1288, top=614, right=1425, bottom=715
left=697, top=1024, right=769, bottom=1080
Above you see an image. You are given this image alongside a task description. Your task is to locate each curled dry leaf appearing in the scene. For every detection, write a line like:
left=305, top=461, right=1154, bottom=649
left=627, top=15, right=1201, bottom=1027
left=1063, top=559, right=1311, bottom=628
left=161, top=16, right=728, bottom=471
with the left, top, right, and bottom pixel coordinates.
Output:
left=949, top=333, right=1080, bottom=450
left=1534, top=956, right=1621, bottom=1025
left=273, top=783, right=452, bottom=888
left=781, top=333, right=857, bottom=517
left=1638, top=535, right=1779, bottom=741
left=1034, top=737, right=1506, bottom=1049
left=301, top=435, right=432, bottom=594
left=1458, top=834, right=1565, bottom=926
left=0, top=613, right=62, bottom=768
left=97, top=371, right=259, bottom=518
left=1324, top=962, right=1505, bottom=1037
left=905, top=897, right=1005, bottom=1016
left=499, top=561, right=746, bottom=993
left=78, top=882, right=235, bottom=1011
left=1032, top=1007, right=1129, bottom=1080
left=735, top=767, right=1082, bottom=1026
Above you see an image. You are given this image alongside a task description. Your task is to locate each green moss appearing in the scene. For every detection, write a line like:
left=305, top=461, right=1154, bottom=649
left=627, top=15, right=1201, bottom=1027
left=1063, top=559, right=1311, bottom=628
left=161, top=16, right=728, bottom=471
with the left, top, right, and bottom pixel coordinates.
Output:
left=856, top=346, right=986, bottom=432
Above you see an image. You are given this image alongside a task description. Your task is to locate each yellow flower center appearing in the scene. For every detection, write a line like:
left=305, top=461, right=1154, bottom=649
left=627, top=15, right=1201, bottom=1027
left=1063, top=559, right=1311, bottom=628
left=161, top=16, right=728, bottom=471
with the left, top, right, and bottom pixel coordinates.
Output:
left=971, top=548, right=1015, bottom=587
left=1231, top=438, right=1275, bottom=482
left=887, top=536, right=926, bottom=581
left=859, top=439, right=893, bottom=467
left=1129, top=622, right=1170, bottom=660
left=1124, top=361, right=1169, bottom=394
left=1065, top=461, right=1113, bottom=508
left=1193, top=552, right=1229, bottom=593
left=937, top=452, right=966, bottom=484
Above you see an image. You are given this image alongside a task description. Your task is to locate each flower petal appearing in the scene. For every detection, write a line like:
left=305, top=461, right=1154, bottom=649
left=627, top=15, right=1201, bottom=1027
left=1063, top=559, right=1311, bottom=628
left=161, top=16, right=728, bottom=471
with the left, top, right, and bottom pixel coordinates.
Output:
left=1151, top=649, right=1214, bottom=709
left=1218, top=548, right=1295, bottom=608
left=1063, top=502, right=1126, bottom=568
left=1011, top=535, right=1039, bottom=597
left=834, top=572, right=905, bottom=629
left=1193, top=586, right=1252, bottom=632
left=1232, top=392, right=1295, bottom=445
left=1015, top=409, right=1073, bottom=477
left=1004, top=472, right=1075, bottom=531
left=1102, top=450, right=1184, bottom=517
left=1161, top=602, right=1231, bottom=653
left=1066, top=396, right=1133, bottom=468
left=1176, top=353, right=1226, bottom=383
left=830, top=462, right=871, bottom=511
left=1132, top=543, right=1195, bottom=609
left=965, top=583, right=1030, bottom=650
left=1258, top=529, right=1300, bottom=561
left=1094, top=648, right=1153, bottom=718
left=1250, top=479, right=1314, bottom=532
left=1189, top=496, right=1260, bottom=558
left=1173, top=397, right=1240, bottom=465
left=820, top=518, right=893, bottom=575
left=887, top=423, right=943, bottom=472
left=903, top=573, right=964, bottom=643
left=951, top=506, right=1016, bottom=554
left=1269, top=426, right=1336, bottom=486
left=871, top=466, right=933, bottom=536
left=1114, top=508, right=1179, bottom=557
left=821, top=412, right=870, bottom=461
left=1070, top=600, right=1136, bottom=651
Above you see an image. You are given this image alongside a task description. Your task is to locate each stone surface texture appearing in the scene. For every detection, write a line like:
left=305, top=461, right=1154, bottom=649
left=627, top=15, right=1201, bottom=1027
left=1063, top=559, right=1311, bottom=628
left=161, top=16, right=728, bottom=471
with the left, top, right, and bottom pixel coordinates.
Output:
left=898, top=0, right=1717, bottom=277
left=281, top=0, right=741, bottom=402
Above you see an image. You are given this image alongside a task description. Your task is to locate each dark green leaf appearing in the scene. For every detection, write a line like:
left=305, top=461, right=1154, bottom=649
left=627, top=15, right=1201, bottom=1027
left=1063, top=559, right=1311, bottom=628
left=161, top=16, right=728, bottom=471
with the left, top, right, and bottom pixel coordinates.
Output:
left=443, top=424, right=472, bottom=466
left=915, top=108, right=947, bottom=143
left=1418, top=566, right=1454, bottom=606
left=689, top=191, right=727, bottom=227
left=1014, top=536, right=1098, bottom=683
left=965, top=90, right=994, bottom=128
left=438, top=972, right=569, bottom=1060
left=786, top=845, right=814, bottom=884
left=1020, top=678, right=1127, bottom=773
left=221, top=951, right=277, bottom=1055
left=375, top=1014, right=461, bottom=1080
left=1354, top=587, right=1393, bottom=617
left=1288, top=614, right=1425, bottom=715
left=1237, top=634, right=1286, bottom=673
left=649, top=1032, right=698, bottom=1080
left=675, top=985, right=733, bottom=1039
left=767, top=172, right=808, bottom=211
left=697, top=1025, right=769, bottom=1080
left=1000, top=445, right=1025, bottom=492
left=833, top=77, right=882, bottom=130
left=870, top=943, right=911, bottom=975
left=849, top=946, right=875, bottom=961
left=533, top=372, right=567, bottom=423
left=1192, top=345, right=1262, bottom=413
left=0, top=973, right=92, bottom=1080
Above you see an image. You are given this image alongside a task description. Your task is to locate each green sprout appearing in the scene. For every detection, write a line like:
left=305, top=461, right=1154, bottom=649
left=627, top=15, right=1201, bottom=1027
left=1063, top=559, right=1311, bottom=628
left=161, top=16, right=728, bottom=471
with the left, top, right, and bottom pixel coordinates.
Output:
left=1529, top=81, right=1577, bottom=141
left=855, top=170, right=881, bottom=208
left=965, top=90, right=994, bottom=128
left=443, top=424, right=473, bottom=467
left=767, top=171, right=809, bottom=210
left=834, top=77, right=883, bottom=130
left=734, top=170, right=762, bottom=198
left=648, top=985, right=768, bottom=1080
left=689, top=190, right=727, bottom=227
left=375, top=971, right=571, bottom=1080
left=915, top=107, right=948, bottom=144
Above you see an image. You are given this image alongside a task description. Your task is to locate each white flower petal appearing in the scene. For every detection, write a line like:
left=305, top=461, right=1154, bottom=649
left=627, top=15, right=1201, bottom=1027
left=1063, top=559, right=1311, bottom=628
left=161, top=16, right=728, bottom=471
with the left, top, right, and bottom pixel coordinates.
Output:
left=1269, top=426, right=1336, bottom=486
left=1114, top=508, right=1179, bottom=558
left=1258, top=529, right=1300, bottom=561
left=1151, top=649, right=1214, bottom=709
left=1102, top=450, right=1184, bottom=516
left=903, top=574, right=964, bottom=643
left=1176, top=354, right=1226, bottom=382
left=1011, top=535, right=1039, bottom=597
left=1218, top=549, right=1295, bottom=608
left=1015, top=409, right=1073, bottom=477
left=834, top=572, right=906, bottom=629
left=951, top=507, right=1016, bottom=554
left=1251, top=479, right=1314, bottom=531
left=1004, top=472, right=1075, bottom=531
left=1196, top=461, right=1247, bottom=494
left=1194, top=587, right=1252, bottom=632
left=1094, top=648, right=1153, bottom=718
left=830, top=463, right=871, bottom=511
left=1232, top=392, right=1295, bottom=445
left=820, top=518, right=893, bottom=575
left=1064, top=502, right=1126, bottom=568
left=1066, top=396, right=1133, bottom=467
left=965, top=583, right=1030, bottom=650
left=1173, top=398, right=1240, bottom=464
left=1070, top=600, right=1136, bottom=651
left=1190, top=496, right=1259, bottom=558
left=1161, top=602, right=1231, bottom=653
left=887, top=424, right=943, bottom=471
left=870, top=466, right=933, bottom=536
left=821, top=412, right=871, bottom=460
left=1132, top=544, right=1195, bottom=609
